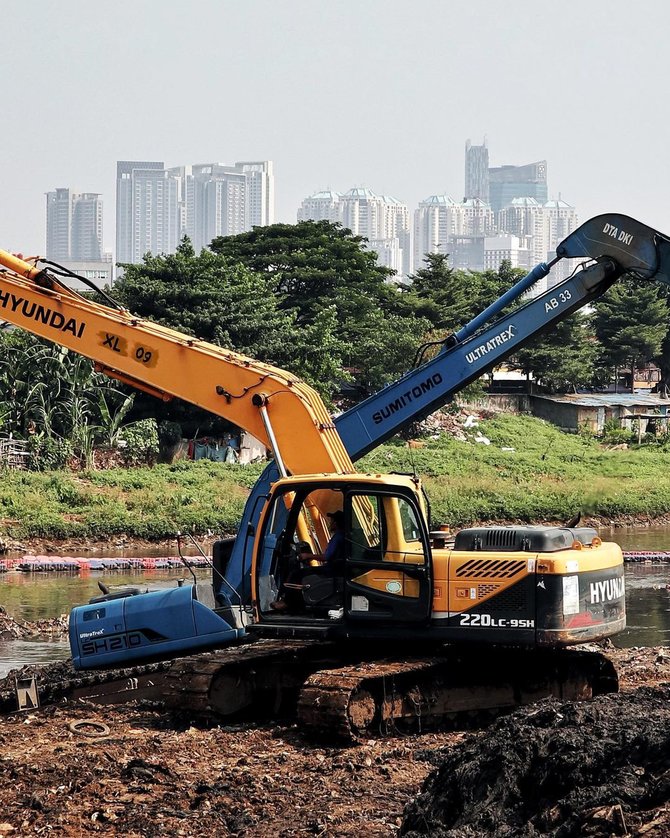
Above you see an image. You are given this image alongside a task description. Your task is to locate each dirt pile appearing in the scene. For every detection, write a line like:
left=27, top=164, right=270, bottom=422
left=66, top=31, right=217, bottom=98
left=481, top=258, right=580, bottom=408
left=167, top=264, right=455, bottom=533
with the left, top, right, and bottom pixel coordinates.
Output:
left=402, top=685, right=670, bottom=837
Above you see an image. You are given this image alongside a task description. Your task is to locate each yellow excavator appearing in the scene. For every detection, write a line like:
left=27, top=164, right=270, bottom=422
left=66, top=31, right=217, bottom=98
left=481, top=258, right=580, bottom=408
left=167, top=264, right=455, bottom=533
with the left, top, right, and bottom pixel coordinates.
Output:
left=0, top=212, right=668, bottom=736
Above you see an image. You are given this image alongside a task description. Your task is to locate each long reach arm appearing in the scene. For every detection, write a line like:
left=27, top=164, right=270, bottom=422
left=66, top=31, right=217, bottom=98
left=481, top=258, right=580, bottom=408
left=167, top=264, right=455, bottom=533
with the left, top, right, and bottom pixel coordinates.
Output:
left=224, top=213, right=670, bottom=598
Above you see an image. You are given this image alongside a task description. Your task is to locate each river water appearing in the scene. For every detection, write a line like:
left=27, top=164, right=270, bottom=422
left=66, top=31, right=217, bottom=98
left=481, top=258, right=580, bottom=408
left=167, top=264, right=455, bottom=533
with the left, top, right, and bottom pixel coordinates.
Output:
left=1, top=527, right=669, bottom=678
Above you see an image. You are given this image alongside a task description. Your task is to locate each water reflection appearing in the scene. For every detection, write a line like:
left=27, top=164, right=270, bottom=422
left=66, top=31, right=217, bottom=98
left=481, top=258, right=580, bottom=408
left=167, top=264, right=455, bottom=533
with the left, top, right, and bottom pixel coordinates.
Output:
left=0, top=567, right=207, bottom=622
left=0, top=637, right=70, bottom=678
left=615, top=564, right=670, bottom=648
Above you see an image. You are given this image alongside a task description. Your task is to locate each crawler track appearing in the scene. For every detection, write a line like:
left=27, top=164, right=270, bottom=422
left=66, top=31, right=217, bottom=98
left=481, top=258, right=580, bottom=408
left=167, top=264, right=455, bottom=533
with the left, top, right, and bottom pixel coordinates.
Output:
left=297, top=648, right=619, bottom=741
left=0, top=659, right=175, bottom=713
left=161, top=639, right=333, bottom=717
left=0, top=643, right=618, bottom=743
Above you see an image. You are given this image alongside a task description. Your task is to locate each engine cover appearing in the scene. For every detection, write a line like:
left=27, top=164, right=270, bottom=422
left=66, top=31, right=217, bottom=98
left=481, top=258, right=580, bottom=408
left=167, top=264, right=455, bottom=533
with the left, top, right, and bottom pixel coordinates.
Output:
left=454, top=526, right=599, bottom=553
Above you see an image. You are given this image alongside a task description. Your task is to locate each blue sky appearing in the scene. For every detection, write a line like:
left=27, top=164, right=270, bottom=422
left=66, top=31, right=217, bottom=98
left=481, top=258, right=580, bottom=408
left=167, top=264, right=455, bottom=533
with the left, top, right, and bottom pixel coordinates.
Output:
left=2, top=0, right=669, bottom=255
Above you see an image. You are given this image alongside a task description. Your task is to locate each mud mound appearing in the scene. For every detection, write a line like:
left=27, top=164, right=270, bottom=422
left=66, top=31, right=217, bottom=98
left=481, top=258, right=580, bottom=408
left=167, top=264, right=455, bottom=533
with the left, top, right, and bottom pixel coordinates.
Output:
left=402, top=686, right=670, bottom=837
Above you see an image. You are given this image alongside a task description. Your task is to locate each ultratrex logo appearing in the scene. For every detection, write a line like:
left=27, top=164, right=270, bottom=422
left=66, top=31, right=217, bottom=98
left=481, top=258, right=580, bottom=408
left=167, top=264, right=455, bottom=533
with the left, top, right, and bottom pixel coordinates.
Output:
left=372, top=373, right=443, bottom=425
left=465, top=325, right=516, bottom=364
left=0, top=291, right=86, bottom=339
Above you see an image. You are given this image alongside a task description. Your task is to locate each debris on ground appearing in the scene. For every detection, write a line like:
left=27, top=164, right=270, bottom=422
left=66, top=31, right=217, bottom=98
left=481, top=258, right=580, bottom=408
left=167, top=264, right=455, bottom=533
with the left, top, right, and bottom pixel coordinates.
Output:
left=400, top=646, right=670, bottom=838
left=0, top=610, right=68, bottom=640
left=0, top=703, right=461, bottom=837
left=401, top=685, right=670, bottom=837
left=0, top=645, right=665, bottom=835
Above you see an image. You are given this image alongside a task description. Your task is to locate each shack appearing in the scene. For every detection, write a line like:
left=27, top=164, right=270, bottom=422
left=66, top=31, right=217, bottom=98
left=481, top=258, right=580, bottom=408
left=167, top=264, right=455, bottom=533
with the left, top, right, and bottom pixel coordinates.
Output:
left=528, top=393, right=670, bottom=435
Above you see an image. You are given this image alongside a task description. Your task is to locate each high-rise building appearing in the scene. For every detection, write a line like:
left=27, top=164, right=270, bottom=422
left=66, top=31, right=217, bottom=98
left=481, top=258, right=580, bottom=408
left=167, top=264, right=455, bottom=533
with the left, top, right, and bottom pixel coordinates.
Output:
left=297, top=190, right=343, bottom=224
left=497, top=197, right=547, bottom=266
left=464, top=139, right=489, bottom=201
left=181, top=164, right=247, bottom=250
left=413, top=195, right=461, bottom=270
left=115, top=161, right=169, bottom=264
left=298, top=187, right=410, bottom=276
left=484, top=235, right=532, bottom=271
left=116, top=160, right=274, bottom=264
left=413, top=196, right=496, bottom=272
left=461, top=198, right=496, bottom=237
left=237, top=161, right=275, bottom=228
left=543, top=199, right=579, bottom=285
left=488, top=161, right=548, bottom=213
left=340, top=187, right=384, bottom=239
left=46, top=189, right=103, bottom=261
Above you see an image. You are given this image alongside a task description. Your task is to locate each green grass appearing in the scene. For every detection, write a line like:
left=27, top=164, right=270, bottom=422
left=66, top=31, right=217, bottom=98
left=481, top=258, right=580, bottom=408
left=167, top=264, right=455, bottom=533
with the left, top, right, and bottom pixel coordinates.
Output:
left=0, top=460, right=264, bottom=541
left=361, top=414, right=670, bottom=526
left=1, top=415, right=669, bottom=542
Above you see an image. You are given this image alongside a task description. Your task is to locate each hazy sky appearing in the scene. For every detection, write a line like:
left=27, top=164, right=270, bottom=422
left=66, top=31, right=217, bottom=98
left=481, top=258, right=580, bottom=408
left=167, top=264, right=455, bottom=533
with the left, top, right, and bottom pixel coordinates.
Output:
left=3, top=0, right=670, bottom=256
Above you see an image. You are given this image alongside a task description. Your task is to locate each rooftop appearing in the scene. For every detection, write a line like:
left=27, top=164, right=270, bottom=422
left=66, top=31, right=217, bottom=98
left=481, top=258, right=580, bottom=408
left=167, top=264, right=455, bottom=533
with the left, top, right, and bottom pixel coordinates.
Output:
left=536, top=393, right=669, bottom=408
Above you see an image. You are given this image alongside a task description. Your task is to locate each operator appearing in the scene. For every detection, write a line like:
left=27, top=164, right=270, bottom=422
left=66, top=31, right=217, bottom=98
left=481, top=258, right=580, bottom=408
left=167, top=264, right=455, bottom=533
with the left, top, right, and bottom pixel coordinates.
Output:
left=271, top=511, right=345, bottom=612
left=299, top=510, right=345, bottom=568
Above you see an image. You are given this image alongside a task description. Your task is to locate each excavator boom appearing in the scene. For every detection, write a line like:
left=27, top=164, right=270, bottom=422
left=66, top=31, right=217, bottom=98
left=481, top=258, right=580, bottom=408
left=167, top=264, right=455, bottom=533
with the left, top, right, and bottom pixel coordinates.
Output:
left=0, top=250, right=352, bottom=478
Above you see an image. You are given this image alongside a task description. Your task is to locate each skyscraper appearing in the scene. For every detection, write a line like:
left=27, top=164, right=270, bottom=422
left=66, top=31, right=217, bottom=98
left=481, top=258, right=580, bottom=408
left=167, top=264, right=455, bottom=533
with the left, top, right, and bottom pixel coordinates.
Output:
left=543, top=199, right=579, bottom=285
left=115, top=161, right=170, bottom=264
left=237, top=161, right=275, bottom=228
left=297, top=190, right=342, bottom=224
left=46, top=189, right=103, bottom=261
left=413, top=195, right=460, bottom=270
left=497, top=197, right=547, bottom=266
left=298, top=187, right=411, bottom=276
left=488, top=161, right=548, bottom=213
left=117, top=160, right=275, bottom=263
left=464, top=139, right=489, bottom=201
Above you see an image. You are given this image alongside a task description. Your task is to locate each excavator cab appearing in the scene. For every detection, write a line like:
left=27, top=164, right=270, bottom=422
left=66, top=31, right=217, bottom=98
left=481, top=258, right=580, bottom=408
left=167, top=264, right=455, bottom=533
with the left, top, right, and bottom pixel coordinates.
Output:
left=252, top=475, right=433, bottom=635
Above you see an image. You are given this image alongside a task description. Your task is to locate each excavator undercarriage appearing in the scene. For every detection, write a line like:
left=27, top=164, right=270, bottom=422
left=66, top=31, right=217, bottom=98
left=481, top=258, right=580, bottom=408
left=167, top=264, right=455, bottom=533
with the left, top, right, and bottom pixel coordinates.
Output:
left=0, top=640, right=618, bottom=742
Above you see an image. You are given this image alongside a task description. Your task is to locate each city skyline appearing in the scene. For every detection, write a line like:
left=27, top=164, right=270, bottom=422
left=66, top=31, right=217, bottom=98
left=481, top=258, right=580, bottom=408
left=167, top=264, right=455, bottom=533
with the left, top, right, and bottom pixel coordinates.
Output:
left=3, top=1, right=669, bottom=256
left=47, top=141, right=576, bottom=280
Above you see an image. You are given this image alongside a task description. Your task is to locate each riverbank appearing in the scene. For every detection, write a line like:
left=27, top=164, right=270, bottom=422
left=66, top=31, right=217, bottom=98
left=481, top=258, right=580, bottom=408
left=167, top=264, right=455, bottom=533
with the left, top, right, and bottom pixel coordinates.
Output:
left=1, top=415, right=670, bottom=544
left=5, top=513, right=670, bottom=557
left=0, top=645, right=667, bottom=836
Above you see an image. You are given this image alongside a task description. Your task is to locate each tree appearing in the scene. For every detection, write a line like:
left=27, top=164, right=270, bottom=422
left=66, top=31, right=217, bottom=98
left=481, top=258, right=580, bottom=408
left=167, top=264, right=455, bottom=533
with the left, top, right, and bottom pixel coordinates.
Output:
left=0, top=331, right=138, bottom=467
left=402, top=253, right=472, bottom=332
left=210, top=222, right=431, bottom=396
left=593, top=278, right=669, bottom=393
left=115, top=237, right=348, bottom=405
left=513, top=313, right=605, bottom=393
left=650, top=285, right=670, bottom=395
left=210, top=221, right=395, bottom=308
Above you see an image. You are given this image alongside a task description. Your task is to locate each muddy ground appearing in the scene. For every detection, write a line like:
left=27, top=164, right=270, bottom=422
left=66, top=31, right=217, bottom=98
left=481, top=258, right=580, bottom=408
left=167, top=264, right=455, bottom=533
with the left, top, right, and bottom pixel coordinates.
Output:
left=0, top=646, right=666, bottom=837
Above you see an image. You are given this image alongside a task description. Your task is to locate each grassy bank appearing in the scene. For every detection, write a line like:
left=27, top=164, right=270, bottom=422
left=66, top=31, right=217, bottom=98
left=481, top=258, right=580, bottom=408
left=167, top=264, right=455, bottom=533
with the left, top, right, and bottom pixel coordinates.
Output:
left=1, top=415, right=670, bottom=543
left=363, top=415, right=670, bottom=526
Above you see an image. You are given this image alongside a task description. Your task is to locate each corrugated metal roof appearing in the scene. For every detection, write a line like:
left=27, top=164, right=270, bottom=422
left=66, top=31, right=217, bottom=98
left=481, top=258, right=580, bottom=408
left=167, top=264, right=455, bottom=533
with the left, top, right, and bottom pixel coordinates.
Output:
left=535, top=393, right=669, bottom=408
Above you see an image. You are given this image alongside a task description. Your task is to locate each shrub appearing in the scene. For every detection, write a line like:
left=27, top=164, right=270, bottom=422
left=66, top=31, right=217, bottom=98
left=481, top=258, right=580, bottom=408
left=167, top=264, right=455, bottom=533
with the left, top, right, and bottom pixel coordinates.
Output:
left=601, top=419, right=633, bottom=446
left=27, top=435, right=74, bottom=471
left=119, top=419, right=159, bottom=466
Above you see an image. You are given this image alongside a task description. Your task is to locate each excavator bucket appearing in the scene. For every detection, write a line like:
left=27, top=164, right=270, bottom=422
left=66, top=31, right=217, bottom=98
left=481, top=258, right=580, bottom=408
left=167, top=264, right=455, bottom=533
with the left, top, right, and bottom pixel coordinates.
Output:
left=556, top=213, right=670, bottom=285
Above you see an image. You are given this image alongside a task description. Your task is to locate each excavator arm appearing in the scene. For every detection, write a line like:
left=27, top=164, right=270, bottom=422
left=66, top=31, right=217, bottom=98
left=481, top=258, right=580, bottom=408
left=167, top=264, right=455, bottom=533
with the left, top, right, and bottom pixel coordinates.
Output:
left=223, top=213, right=670, bottom=600
left=0, top=250, right=353, bottom=478
left=5, top=212, right=670, bottom=674
left=340, top=213, right=670, bottom=455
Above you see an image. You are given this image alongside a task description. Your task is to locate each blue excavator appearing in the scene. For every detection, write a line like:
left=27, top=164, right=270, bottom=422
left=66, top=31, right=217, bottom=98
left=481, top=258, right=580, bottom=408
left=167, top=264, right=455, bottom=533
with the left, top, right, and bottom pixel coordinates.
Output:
left=2, top=213, right=669, bottom=735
